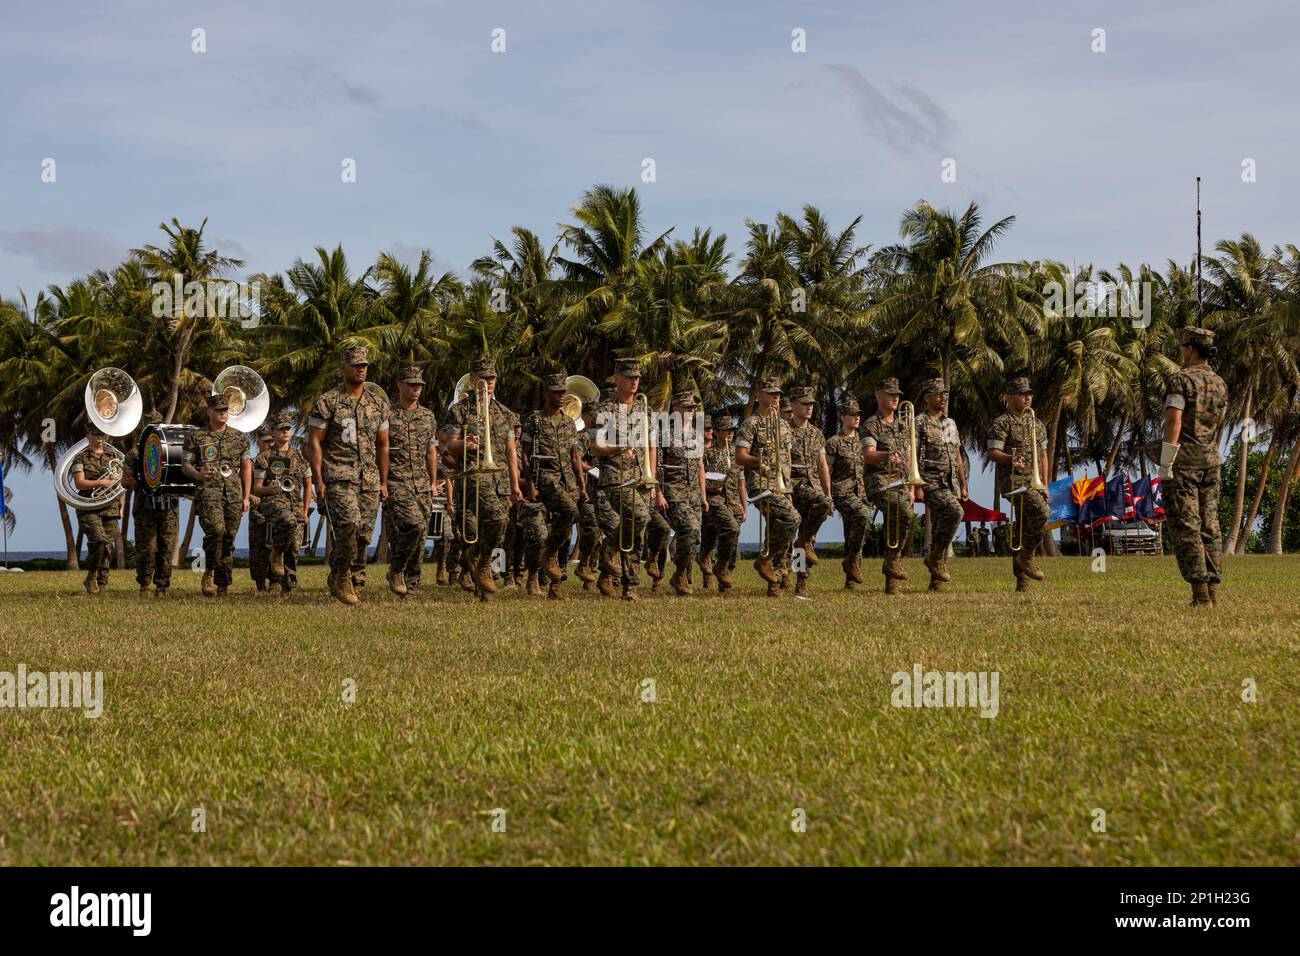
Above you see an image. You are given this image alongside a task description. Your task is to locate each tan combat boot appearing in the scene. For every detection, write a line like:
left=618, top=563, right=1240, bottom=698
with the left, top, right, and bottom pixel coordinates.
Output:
left=1015, top=574, right=1030, bottom=593
left=596, top=571, right=617, bottom=597
left=201, top=569, right=217, bottom=597
left=923, top=552, right=950, bottom=583
left=795, top=536, right=819, bottom=566
left=622, top=584, right=638, bottom=602
left=716, top=562, right=734, bottom=593
left=435, top=561, right=450, bottom=586
left=794, top=574, right=809, bottom=598
left=470, top=549, right=496, bottom=595
left=884, top=553, right=909, bottom=581
left=699, top=554, right=714, bottom=590
left=139, top=586, right=151, bottom=599
left=270, top=549, right=285, bottom=580
left=547, top=579, right=564, bottom=601
left=387, top=568, right=408, bottom=596
left=753, top=555, right=779, bottom=584
left=540, top=548, right=564, bottom=583
left=884, top=576, right=900, bottom=596
left=845, top=557, right=863, bottom=584
left=1190, top=582, right=1213, bottom=608
left=766, top=581, right=780, bottom=598
left=526, top=569, right=544, bottom=597
left=1023, top=553, right=1045, bottom=581
left=1207, top=582, right=1218, bottom=606
left=335, top=572, right=359, bottom=606
left=669, top=564, right=693, bottom=596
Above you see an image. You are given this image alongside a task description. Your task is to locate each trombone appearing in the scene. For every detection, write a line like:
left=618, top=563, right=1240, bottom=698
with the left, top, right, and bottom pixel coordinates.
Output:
left=884, top=401, right=925, bottom=550
left=1009, top=407, right=1047, bottom=552
left=755, top=404, right=790, bottom=558
left=618, top=393, right=658, bottom=553
left=459, top=379, right=502, bottom=545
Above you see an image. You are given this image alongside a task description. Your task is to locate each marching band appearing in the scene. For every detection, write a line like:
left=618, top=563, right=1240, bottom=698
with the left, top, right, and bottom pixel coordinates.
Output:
left=56, top=330, right=1228, bottom=608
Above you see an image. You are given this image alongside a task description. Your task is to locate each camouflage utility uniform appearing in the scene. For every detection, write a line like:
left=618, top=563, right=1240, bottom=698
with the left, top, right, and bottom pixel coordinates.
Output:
left=862, top=408, right=913, bottom=591
left=447, top=393, right=518, bottom=580
left=255, top=445, right=311, bottom=592
left=826, top=427, right=869, bottom=585
left=1164, top=362, right=1227, bottom=590
left=989, top=405, right=1049, bottom=588
left=734, top=408, right=798, bottom=592
left=700, top=431, right=742, bottom=591
left=70, top=443, right=121, bottom=590
left=384, top=402, right=437, bottom=591
left=125, top=441, right=178, bottom=593
left=916, top=406, right=964, bottom=589
left=593, top=398, right=652, bottom=594
left=184, top=428, right=250, bottom=590
left=521, top=405, right=581, bottom=591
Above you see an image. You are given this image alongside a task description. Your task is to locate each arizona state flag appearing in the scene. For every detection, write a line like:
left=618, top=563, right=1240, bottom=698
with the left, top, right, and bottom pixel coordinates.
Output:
left=1072, top=475, right=1109, bottom=528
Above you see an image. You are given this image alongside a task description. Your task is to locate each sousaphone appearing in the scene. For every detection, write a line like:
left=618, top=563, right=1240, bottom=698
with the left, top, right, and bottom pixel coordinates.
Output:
left=54, top=367, right=142, bottom=510
left=212, top=365, right=270, bottom=433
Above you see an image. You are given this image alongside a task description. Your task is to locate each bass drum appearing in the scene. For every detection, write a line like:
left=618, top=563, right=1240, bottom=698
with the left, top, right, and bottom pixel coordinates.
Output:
left=138, top=423, right=198, bottom=497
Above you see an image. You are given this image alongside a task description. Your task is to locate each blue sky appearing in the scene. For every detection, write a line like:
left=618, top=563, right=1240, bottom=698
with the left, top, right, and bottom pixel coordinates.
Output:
left=2, top=0, right=1296, bottom=550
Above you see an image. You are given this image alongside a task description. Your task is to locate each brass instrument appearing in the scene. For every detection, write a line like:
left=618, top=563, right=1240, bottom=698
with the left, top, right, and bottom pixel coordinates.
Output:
left=562, top=375, right=599, bottom=433
left=1010, top=407, right=1047, bottom=553
left=54, top=367, right=141, bottom=510
left=459, top=379, right=503, bottom=545
left=884, top=401, right=924, bottom=550
left=212, top=365, right=269, bottom=433
left=618, top=393, right=658, bottom=553
left=754, top=404, right=790, bottom=557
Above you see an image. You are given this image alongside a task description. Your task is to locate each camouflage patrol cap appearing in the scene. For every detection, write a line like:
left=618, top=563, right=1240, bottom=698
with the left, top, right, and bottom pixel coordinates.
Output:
left=399, top=365, right=425, bottom=385
left=875, top=377, right=903, bottom=396
left=1004, top=376, right=1033, bottom=395
left=271, top=412, right=294, bottom=430
left=341, top=345, right=369, bottom=366
left=671, top=389, right=699, bottom=408
left=207, top=392, right=229, bottom=411
left=839, top=398, right=861, bottom=416
left=757, top=376, right=783, bottom=394
left=711, top=414, right=735, bottom=431
left=1180, top=327, right=1217, bottom=354
left=255, top=424, right=274, bottom=440
left=790, top=386, right=816, bottom=404
left=84, top=419, right=105, bottom=436
left=780, top=397, right=792, bottom=413
left=542, top=371, right=567, bottom=393
left=613, top=357, right=641, bottom=377
left=471, top=356, right=497, bottom=377
left=919, top=377, right=949, bottom=396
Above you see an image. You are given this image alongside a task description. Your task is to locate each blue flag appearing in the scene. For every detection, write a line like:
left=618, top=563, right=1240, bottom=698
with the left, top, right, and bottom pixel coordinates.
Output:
left=1104, top=473, right=1135, bottom=521
left=1045, top=475, right=1078, bottom=529
left=1131, top=475, right=1165, bottom=520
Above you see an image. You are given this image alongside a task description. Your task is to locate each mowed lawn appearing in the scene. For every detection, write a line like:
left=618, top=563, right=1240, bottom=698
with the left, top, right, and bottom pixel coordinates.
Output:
left=0, top=554, right=1296, bottom=866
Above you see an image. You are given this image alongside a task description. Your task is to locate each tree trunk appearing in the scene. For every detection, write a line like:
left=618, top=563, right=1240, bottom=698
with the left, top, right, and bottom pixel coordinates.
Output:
left=1103, top=412, right=1128, bottom=476
left=1237, top=438, right=1277, bottom=555
left=178, top=500, right=198, bottom=565
left=57, top=496, right=77, bottom=569
left=164, top=307, right=193, bottom=424
left=1266, top=433, right=1300, bottom=554
left=1224, top=428, right=1253, bottom=554
left=310, top=512, right=327, bottom=556
left=116, top=489, right=130, bottom=569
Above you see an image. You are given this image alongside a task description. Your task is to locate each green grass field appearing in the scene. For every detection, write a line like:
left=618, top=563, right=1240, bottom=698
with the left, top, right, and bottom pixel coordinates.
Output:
left=1, top=554, right=1296, bottom=866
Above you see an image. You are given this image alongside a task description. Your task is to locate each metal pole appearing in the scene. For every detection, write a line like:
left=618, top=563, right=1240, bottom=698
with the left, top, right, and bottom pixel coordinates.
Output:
left=1196, top=176, right=1203, bottom=323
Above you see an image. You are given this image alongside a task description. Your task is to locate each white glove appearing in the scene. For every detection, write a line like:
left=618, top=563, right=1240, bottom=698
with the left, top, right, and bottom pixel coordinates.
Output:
left=1157, top=441, right=1179, bottom=481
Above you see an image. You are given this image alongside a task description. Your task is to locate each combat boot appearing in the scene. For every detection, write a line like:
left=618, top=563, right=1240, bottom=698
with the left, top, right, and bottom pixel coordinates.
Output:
left=575, top=563, right=596, bottom=585
left=1023, top=553, right=1045, bottom=581
left=884, top=577, right=900, bottom=596
left=669, top=564, right=693, bottom=596
left=1190, top=582, right=1213, bottom=608
left=1207, top=582, right=1218, bottom=606
left=622, top=584, right=638, bottom=602
left=387, top=568, right=408, bottom=596
left=334, top=572, right=359, bottom=606
left=766, top=581, right=780, bottom=598
left=154, top=587, right=168, bottom=599
left=470, top=549, right=497, bottom=595
left=1015, top=574, right=1030, bottom=593
left=216, top=585, right=228, bottom=597
left=435, top=561, right=450, bottom=586
left=255, top=579, right=268, bottom=594
left=884, top=554, right=909, bottom=581
left=457, top=567, right=475, bottom=592
left=779, top=568, right=790, bottom=589
left=201, top=569, right=217, bottom=597
left=795, top=536, right=818, bottom=566
left=794, top=574, right=809, bottom=598
left=753, top=555, right=779, bottom=584
left=270, top=549, right=285, bottom=580
left=526, top=569, right=544, bottom=597
left=540, top=548, right=564, bottom=583
left=547, top=579, right=564, bottom=601
left=923, top=552, right=950, bottom=583
left=844, top=557, right=863, bottom=584
left=139, top=586, right=151, bottom=599
left=596, top=571, right=617, bottom=597
left=716, top=563, right=734, bottom=593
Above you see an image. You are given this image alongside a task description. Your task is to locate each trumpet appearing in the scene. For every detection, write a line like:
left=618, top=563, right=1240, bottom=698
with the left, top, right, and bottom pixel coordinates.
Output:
left=278, top=477, right=299, bottom=495
left=885, top=401, right=925, bottom=550
left=755, top=404, right=790, bottom=558
left=1010, top=407, right=1047, bottom=553
left=459, top=379, right=503, bottom=545
left=618, top=393, right=658, bottom=553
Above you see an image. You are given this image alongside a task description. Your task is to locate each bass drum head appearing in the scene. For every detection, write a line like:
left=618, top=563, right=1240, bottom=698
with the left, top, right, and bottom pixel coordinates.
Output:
left=138, top=423, right=198, bottom=496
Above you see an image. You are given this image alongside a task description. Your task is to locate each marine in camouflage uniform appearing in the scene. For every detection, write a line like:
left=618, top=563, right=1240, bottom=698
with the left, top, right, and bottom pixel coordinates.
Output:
left=826, top=398, right=870, bottom=589
left=652, top=390, right=706, bottom=597
left=573, top=411, right=601, bottom=587
left=445, top=356, right=523, bottom=601
left=862, top=378, right=914, bottom=595
left=253, top=413, right=312, bottom=595
left=590, top=358, right=653, bottom=600
left=307, top=346, right=390, bottom=606
left=382, top=366, right=438, bottom=597
left=520, top=371, right=587, bottom=599
left=988, top=377, right=1050, bottom=592
left=735, top=377, right=799, bottom=597
left=699, top=414, right=745, bottom=593
left=246, top=426, right=276, bottom=591
left=1160, top=327, right=1229, bottom=607
left=122, top=412, right=179, bottom=597
left=182, top=393, right=252, bottom=597
left=915, top=377, right=967, bottom=591
left=786, top=386, right=833, bottom=597
left=435, top=422, right=467, bottom=588
left=69, top=422, right=122, bottom=594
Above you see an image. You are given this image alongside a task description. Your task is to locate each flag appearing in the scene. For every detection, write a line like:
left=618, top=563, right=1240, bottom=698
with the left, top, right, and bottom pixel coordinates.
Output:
left=1045, top=475, right=1079, bottom=530
left=1132, top=475, right=1165, bottom=520
left=1104, top=473, right=1135, bottom=521
left=1073, top=475, right=1110, bottom=528
left=962, top=498, right=1006, bottom=523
